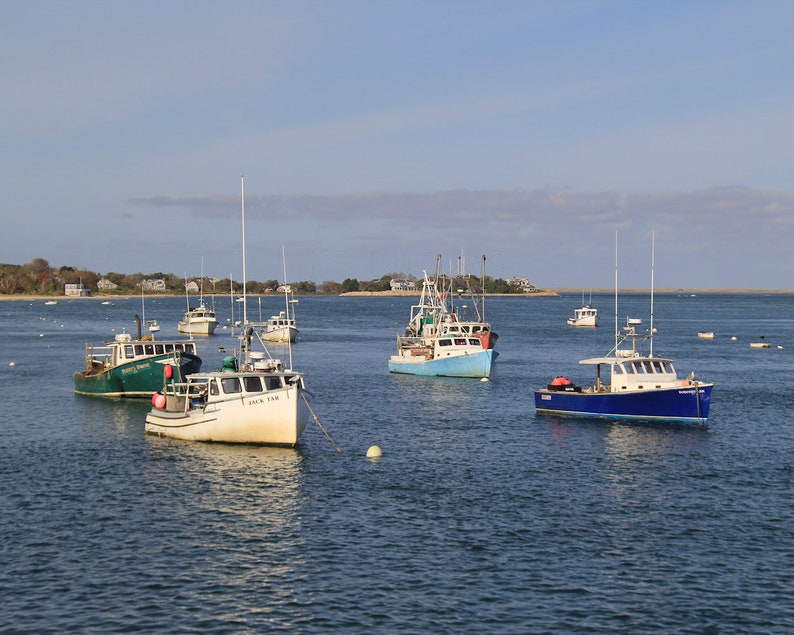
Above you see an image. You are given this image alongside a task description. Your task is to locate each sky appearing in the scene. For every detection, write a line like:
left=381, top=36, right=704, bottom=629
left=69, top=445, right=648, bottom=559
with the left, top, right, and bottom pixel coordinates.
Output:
left=3, top=0, right=794, bottom=290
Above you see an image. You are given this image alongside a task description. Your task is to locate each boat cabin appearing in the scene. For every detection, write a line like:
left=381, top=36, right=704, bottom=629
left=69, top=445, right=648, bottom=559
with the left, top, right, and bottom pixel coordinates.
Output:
left=581, top=355, right=683, bottom=393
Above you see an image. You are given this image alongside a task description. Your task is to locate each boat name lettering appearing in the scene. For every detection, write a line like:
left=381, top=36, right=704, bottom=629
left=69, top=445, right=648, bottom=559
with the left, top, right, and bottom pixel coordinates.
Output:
left=247, top=395, right=280, bottom=406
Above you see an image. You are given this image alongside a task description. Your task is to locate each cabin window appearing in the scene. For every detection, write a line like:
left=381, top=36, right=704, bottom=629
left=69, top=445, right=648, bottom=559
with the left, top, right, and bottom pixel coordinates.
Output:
left=244, top=376, right=262, bottom=392
left=264, top=376, right=282, bottom=390
left=665, top=362, right=674, bottom=373
left=222, top=377, right=242, bottom=394
left=462, top=326, right=470, bottom=333
left=439, top=339, right=452, bottom=347
left=125, top=345, right=135, bottom=358
left=190, top=379, right=209, bottom=396
left=144, top=344, right=155, bottom=355
left=613, top=364, right=625, bottom=374
left=652, top=361, right=664, bottom=373
left=135, top=345, right=144, bottom=356
left=155, top=344, right=164, bottom=355
left=469, top=338, right=479, bottom=346
left=455, top=338, right=467, bottom=345
left=642, top=361, right=654, bottom=373
left=209, top=380, right=219, bottom=396
left=632, top=362, right=645, bottom=374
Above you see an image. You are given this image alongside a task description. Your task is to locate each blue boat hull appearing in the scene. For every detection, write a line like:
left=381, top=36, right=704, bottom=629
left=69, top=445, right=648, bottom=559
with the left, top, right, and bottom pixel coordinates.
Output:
left=389, top=350, right=497, bottom=378
left=534, top=384, right=713, bottom=423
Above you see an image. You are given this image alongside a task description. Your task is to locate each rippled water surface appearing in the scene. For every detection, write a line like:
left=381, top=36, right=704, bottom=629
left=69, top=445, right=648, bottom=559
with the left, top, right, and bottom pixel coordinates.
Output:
left=1, top=293, right=793, bottom=633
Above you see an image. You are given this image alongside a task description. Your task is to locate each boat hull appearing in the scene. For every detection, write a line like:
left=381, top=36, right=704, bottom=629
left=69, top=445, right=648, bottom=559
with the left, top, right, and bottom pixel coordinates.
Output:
left=389, top=349, right=496, bottom=378
left=177, top=320, right=217, bottom=335
left=145, top=386, right=309, bottom=445
left=534, top=383, right=713, bottom=423
left=74, top=353, right=202, bottom=398
left=260, top=326, right=298, bottom=343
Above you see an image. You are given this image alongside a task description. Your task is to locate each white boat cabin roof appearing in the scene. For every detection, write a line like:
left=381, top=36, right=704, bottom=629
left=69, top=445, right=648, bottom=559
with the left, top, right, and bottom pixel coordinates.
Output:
left=579, top=355, right=674, bottom=367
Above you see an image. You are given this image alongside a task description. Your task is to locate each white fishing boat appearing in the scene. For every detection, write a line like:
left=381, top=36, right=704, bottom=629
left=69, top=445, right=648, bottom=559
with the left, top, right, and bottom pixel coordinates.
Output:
left=697, top=331, right=715, bottom=339
left=248, top=249, right=299, bottom=343
left=177, top=303, right=218, bottom=335
left=146, top=176, right=312, bottom=445
left=44, top=300, right=58, bottom=305
left=178, top=261, right=219, bottom=335
left=145, top=332, right=309, bottom=445
left=567, top=291, right=599, bottom=327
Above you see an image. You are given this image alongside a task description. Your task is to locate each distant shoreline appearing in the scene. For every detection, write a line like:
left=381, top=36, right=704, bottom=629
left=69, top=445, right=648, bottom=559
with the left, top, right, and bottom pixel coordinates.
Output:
left=3, top=288, right=792, bottom=302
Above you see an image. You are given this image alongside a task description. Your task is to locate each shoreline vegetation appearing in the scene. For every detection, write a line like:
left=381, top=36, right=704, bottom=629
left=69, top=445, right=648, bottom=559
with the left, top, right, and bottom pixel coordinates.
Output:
left=3, top=288, right=793, bottom=301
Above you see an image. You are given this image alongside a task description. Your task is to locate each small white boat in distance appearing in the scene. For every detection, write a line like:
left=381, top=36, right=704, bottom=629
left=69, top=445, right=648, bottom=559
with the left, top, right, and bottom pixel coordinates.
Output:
left=568, top=304, right=599, bottom=327
left=567, top=291, right=599, bottom=327
left=698, top=331, right=715, bottom=339
left=178, top=303, right=218, bottom=335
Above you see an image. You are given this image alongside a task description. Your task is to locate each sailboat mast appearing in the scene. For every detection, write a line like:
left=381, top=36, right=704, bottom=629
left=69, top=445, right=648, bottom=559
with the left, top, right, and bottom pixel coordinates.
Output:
left=282, top=244, right=294, bottom=370
left=480, top=254, right=485, bottom=322
left=650, top=231, right=655, bottom=358
left=241, top=175, right=248, bottom=327
left=614, top=231, right=619, bottom=352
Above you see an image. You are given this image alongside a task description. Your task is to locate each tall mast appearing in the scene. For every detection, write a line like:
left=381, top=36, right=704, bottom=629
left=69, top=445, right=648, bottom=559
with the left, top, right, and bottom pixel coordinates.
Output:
left=650, top=230, right=655, bottom=357
left=614, top=231, right=619, bottom=352
left=481, top=253, right=486, bottom=322
left=241, top=175, right=247, bottom=326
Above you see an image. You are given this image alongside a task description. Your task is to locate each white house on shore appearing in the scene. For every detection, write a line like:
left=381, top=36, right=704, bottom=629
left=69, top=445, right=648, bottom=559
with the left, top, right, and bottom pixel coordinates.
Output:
left=64, top=282, right=91, bottom=297
left=390, top=278, right=417, bottom=292
left=507, top=276, right=538, bottom=293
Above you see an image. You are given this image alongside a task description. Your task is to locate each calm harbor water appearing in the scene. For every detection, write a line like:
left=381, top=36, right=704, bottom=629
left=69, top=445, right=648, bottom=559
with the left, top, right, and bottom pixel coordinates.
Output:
left=1, top=293, right=793, bottom=633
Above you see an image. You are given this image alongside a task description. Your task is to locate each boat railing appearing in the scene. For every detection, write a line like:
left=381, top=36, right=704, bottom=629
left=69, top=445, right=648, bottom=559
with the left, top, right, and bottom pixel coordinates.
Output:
left=84, top=342, right=112, bottom=368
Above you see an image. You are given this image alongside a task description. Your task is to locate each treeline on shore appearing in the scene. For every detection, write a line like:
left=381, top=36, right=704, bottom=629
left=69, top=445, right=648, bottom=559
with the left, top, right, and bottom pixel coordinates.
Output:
left=0, top=258, right=535, bottom=297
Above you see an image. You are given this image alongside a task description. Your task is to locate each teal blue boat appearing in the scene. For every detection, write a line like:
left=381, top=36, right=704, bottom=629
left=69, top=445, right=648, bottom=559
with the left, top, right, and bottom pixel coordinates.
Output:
left=74, top=317, right=202, bottom=398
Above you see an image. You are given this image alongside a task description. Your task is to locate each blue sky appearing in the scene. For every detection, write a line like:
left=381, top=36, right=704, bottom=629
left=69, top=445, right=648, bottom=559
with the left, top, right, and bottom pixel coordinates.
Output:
left=3, top=0, right=793, bottom=289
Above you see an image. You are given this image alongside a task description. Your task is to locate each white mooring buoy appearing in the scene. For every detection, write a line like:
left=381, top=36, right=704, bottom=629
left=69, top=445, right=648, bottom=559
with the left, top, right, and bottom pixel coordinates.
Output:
left=366, top=445, right=382, bottom=459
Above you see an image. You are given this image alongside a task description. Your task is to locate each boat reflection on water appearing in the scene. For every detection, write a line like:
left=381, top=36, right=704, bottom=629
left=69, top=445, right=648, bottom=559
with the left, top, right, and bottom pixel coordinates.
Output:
left=144, top=440, right=306, bottom=518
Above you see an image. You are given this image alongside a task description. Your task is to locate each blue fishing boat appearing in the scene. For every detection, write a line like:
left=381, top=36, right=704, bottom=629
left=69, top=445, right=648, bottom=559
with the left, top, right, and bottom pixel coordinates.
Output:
left=534, top=233, right=713, bottom=423
left=535, top=317, right=712, bottom=423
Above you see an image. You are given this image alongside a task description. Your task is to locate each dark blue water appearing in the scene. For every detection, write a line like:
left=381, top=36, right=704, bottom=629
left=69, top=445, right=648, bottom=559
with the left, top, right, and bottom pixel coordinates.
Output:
left=2, top=293, right=793, bottom=633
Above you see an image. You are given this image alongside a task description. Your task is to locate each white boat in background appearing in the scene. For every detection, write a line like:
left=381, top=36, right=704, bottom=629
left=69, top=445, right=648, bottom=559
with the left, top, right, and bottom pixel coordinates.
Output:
left=178, top=261, right=219, bottom=336
left=146, top=176, right=312, bottom=445
left=698, top=331, right=715, bottom=339
left=178, top=303, right=218, bottom=335
left=248, top=249, right=299, bottom=343
left=567, top=291, right=599, bottom=327
left=44, top=300, right=58, bottom=305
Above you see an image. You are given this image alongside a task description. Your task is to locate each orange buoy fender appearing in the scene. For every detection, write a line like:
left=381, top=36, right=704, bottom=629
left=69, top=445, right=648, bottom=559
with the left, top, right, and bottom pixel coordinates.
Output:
left=152, top=392, right=166, bottom=408
left=164, top=364, right=173, bottom=379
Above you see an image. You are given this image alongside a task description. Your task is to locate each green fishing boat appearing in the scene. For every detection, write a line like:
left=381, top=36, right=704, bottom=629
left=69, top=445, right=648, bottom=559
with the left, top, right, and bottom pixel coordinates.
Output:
left=74, top=316, right=202, bottom=398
